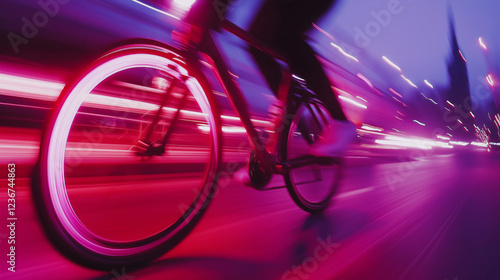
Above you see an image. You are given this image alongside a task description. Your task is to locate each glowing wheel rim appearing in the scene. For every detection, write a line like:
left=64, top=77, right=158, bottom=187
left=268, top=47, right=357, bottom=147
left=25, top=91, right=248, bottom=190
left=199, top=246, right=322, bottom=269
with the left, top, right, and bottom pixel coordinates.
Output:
left=45, top=51, right=218, bottom=256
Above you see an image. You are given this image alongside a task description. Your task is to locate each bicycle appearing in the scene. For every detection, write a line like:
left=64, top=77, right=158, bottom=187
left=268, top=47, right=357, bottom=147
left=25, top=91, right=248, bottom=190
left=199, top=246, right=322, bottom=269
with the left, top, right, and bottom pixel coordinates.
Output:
left=33, top=19, right=344, bottom=270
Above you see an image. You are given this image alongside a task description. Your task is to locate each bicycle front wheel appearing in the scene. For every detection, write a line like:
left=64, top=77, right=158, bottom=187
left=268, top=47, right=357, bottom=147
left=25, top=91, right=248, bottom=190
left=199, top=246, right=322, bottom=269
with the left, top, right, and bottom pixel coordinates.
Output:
left=34, top=42, right=221, bottom=269
left=282, top=100, right=343, bottom=213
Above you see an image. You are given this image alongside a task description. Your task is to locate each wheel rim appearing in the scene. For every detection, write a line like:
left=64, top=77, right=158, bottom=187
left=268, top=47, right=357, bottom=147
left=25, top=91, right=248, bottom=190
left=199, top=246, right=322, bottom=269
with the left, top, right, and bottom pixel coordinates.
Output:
left=286, top=104, right=341, bottom=210
left=45, top=52, right=219, bottom=256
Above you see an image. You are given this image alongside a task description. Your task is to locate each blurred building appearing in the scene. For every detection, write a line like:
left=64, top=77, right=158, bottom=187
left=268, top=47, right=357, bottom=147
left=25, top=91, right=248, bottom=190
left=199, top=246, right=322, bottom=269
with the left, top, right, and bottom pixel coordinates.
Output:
left=444, top=13, right=474, bottom=140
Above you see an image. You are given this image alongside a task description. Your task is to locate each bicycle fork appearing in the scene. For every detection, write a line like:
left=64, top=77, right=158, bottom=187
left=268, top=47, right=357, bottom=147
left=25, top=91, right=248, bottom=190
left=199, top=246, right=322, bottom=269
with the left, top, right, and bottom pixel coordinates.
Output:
left=133, top=77, right=189, bottom=157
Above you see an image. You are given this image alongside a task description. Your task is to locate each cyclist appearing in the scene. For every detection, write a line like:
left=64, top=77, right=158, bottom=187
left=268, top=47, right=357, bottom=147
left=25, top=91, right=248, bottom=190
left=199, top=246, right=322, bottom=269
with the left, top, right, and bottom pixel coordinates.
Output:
left=181, top=0, right=356, bottom=180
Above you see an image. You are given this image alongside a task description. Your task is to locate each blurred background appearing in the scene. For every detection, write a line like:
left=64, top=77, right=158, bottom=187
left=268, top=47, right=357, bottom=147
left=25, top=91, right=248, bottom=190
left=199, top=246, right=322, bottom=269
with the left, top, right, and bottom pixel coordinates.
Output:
left=1, top=0, right=500, bottom=279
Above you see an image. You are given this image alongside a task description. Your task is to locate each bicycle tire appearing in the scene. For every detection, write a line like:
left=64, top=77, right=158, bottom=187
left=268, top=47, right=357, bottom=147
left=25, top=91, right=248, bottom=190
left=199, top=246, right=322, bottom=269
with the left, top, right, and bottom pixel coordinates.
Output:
left=281, top=99, right=343, bottom=213
left=33, top=42, right=222, bottom=270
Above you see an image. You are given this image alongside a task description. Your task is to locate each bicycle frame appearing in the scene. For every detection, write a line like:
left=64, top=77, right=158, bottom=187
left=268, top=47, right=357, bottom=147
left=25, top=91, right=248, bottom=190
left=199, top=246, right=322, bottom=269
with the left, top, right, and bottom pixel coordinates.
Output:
left=183, top=20, right=294, bottom=173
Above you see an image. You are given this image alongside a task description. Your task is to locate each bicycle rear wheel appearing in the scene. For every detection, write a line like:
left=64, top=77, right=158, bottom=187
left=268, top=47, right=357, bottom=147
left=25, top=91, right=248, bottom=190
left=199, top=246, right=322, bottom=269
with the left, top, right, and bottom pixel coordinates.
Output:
left=282, top=100, right=343, bottom=213
left=34, top=42, right=221, bottom=270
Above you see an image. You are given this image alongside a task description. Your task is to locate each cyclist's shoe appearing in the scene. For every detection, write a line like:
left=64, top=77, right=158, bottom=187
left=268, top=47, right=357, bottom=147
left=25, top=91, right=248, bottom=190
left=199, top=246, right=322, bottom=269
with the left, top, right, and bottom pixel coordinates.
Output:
left=310, top=120, right=356, bottom=157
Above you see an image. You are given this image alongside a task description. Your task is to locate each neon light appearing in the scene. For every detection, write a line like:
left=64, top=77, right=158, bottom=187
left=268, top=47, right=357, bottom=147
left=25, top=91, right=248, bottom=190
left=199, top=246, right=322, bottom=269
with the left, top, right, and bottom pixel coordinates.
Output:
left=450, top=141, right=469, bottom=146
left=331, top=43, right=359, bottom=62
left=424, top=80, right=434, bottom=89
left=413, top=120, right=426, bottom=126
left=437, top=135, right=450, bottom=140
left=401, top=75, right=417, bottom=88
left=357, top=73, right=373, bottom=88
left=198, top=125, right=247, bottom=134
left=338, top=95, right=368, bottom=109
left=479, top=37, right=487, bottom=50
left=361, top=124, right=383, bottom=132
left=356, top=96, right=368, bottom=103
left=458, top=50, right=467, bottom=63
left=0, top=73, right=63, bottom=100
left=46, top=52, right=218, bottom=255
left=389, top=88, right=403, bottom=98
left=173, top=0, right=196, bottom=10
left=471, top=142, right=488, bottom=148
left=486, top=74, right=495, bottom=87
left=382, top=56, right=401, bottom=72
left=132, top=0, right=180, bottom=20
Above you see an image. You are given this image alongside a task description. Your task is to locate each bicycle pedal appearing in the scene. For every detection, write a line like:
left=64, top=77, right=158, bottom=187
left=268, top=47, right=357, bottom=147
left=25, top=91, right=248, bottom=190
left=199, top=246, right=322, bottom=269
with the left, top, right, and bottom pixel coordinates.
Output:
left=133, top=140, right=165, bottom=157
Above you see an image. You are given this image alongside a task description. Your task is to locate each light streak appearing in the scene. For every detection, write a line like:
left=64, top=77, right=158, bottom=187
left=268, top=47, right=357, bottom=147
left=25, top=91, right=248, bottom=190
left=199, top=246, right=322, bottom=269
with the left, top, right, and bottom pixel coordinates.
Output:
left=331, top=43, right=359, bottom=62
left=486, top=74, right=495, bottom=87
left=449, top=141, right=469, bottom=146
left=458, top=50, right=467, bottom=63
left=401, top=75, right=417, bottom=88
left=357, top=73, right=373, bottom=88
left=413, top=120, right=426, bottom=126
left=389, top=88, right=403, bottom=98
left=361, top=124, right=383, bottom=132
left=479, top=37, right=487, bottom=50
left=382, top=56, right=401, bottom=72
left=132, top=0, right=180, bottom=20
left=173, top=0, right=196, bottom=10
left=338, top=95, right=368, bottom=109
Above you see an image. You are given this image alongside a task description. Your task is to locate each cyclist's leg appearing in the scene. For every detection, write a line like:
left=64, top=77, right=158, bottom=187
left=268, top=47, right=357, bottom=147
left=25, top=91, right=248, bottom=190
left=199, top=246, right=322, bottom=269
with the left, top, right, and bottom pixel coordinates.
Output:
left=282, top=37, right=356, bottom=156
left=282, top=37, right=347, bottom=121
left=249, top=45, right=282, bottom=95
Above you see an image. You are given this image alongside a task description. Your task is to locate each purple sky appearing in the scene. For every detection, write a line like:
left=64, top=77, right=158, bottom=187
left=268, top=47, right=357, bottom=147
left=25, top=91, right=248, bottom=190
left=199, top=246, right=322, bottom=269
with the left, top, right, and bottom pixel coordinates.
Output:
left=321, top=0, right=499, bottom=111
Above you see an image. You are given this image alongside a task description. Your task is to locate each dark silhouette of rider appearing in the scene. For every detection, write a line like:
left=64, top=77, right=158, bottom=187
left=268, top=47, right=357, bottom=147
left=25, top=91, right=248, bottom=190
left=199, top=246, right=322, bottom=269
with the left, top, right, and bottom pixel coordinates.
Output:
left=184, top=0, right=356, bottom=159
